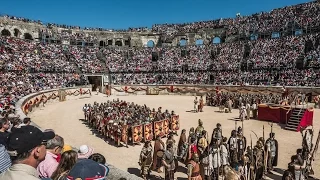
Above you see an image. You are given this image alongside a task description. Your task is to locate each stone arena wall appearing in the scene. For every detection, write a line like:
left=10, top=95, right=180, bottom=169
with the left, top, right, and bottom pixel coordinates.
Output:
left=111, top=84, right=320, bottom=97
left=15, top=86, right=143, bottom=180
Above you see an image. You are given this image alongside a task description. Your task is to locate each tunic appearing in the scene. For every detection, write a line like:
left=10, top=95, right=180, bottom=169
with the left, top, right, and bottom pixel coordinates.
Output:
left=188, top=160, right=203, bottom=180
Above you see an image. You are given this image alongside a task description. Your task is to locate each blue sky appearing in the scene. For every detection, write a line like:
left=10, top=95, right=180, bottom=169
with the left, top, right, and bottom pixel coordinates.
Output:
left=0, top=0, right=311, bottom=30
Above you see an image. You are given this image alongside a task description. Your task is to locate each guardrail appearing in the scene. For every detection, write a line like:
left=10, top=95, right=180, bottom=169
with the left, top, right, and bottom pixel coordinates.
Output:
left=15, top=86, right=143, bottom=180
left=111, top=84, right=320, bottom=96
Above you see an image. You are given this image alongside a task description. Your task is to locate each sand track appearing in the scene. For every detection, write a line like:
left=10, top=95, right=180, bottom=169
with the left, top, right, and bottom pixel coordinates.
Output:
left=28, top=94, right=320, bottom=179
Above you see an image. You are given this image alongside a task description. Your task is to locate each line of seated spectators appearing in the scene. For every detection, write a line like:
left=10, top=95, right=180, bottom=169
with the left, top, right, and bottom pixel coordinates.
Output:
left=111, top=68, right=320, bottom=87
left=0, top=37, right=105, bottom=73
left=0, top=118, right=110, bottom=180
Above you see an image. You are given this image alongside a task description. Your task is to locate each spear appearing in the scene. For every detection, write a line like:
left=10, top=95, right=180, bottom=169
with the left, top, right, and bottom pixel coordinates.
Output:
left=263, top=125, right=265, bottom=144
left=242, top=120, right=244, bottom=136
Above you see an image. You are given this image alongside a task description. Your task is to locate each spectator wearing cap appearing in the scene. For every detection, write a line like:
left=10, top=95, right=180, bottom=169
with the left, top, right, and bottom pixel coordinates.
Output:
left=51, top=150, right=77, bottom=180
left=78, top=145, right=94, bottom=159
left=0, top=144, right=11, bottom=173
left=65, top=159, right=109, bottom=180
left=0, top=125, right=55, bottom=180
left=37, top=135, right=64, bottom=178
left=0, top=119, right=10, bottom=146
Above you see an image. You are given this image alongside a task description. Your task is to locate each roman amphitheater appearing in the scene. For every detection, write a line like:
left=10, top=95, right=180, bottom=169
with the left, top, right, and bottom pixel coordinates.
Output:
left=1, top=1, right=320, bottom=179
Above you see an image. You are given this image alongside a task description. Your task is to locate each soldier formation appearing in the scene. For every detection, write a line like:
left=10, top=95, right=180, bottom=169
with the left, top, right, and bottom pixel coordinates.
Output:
left=82, top=99, right=178, bottom=147
left=138, top=120, right=319, bottom=180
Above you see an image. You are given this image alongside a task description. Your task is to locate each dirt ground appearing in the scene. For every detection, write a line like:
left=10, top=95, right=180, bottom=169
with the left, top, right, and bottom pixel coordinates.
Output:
left=28, top=93, right=320, bottom=180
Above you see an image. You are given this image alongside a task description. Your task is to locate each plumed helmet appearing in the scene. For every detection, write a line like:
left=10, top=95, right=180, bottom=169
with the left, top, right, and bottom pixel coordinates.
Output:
left=192, top=153, right=200, bottom=162
left=270, top=132, right=275, bottom=138
left=257, top=140, right=263, bottom=148
left=237, top=126, right=242, bottom=133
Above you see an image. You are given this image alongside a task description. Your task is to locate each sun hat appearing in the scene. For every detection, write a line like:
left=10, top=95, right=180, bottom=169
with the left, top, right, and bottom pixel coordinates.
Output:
left=78, top=145, right=94, bottom=159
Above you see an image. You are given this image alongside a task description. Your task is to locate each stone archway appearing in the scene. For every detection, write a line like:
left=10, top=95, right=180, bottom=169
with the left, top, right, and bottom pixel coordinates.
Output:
left=1, top=29, right=11, bottom=36
left=212, top=37, right=221, bottom=44
left=24, top=33, right=33, bottom=40
left=147, top=40, right=155, bottom=47
left=179, top=39, right=187, bottom=46
left=196, top=39, right=204, bottom=46
left=14, top=28, right=21, bottom=38
left=99, top=40, right=106, bottom=47
left=115, top=40, right=122, bottom=46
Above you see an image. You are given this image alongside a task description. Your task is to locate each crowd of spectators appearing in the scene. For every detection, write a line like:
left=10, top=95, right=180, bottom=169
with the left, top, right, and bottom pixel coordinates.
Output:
left=3, top=1, right=319, bottom=36
left=0, top=120, right=109, bottom=179
left=152, top=1, right=320, bottom=36
left=111, top=67, right=320, bottom=87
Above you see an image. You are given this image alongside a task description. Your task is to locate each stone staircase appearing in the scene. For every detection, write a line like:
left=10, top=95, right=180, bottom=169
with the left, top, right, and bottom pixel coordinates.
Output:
left=285, top=108, right=306, bottom=131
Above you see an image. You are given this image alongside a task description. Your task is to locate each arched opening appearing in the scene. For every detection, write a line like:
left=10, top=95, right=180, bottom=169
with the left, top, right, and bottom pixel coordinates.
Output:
left=99, top=40, right=106, bottom=47
left=295, top=29, right=303, bottom=36
left=271, top=32, right=280, bottom=38
left=24, top=33, right=33, bottom=40
left=147, top=40, right=155, bottom=47
left=14, top=28, right=21, bottom=38
left=196, top=39, right=204, bottom=46
left=179, top=39, right=187, bottom=46
left=115, top=40, right=122, bottom=46
left=212, top=37, right=221, bottom=44
left=1, top=29, right=11, bottom=36
left=250, top=34, right=258, bottom=41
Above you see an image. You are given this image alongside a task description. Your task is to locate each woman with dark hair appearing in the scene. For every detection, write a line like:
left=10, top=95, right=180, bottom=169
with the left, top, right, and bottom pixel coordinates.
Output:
left=51, top=150, right=78, bottom=180
left=88, top=153, right=106, bottom=164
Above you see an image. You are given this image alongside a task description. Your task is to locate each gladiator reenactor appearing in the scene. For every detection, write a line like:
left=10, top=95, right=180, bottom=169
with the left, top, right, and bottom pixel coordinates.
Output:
left=164, top=109, right=171, bottom=119
left=178, top=129, right=188, bottom=161
left=228, top=130, right=238, bottom=167
left=239, top=103, right=246, bottom=121
left=245, top=146, right=255, bottom=180
left=211, top=123, right=223, bottom=145
left=83, top=103, right=89, bottom=121
left=189, top=127, right=196, bottom=144
left=227, top=98, right=233, bottom=113
left=194, top=96, right=198, bottom=112
left=220, top=137, right=229, bottom=168
left=210, top=138, right=221, bottom=180
left=198, top=96, right=204, bottom=112
left=162, top=143, right=176, bottom=180
left=265, top=132, right=278, bottom=173
left=187, top=153, right=203, bottom=180
left=195, top=119, right=204, bottom=138
left=152, top=135, right=165, bottom=173
left=253, top=140, right=264, bottom=180
left=238, top=155, right=250, bottom=180
left=200, top=147, right=212, bottom=180
left=187, top=136, right=199, bottom=163
left=283, top=156, right=296, bottom=180
left=197, top=130, right=208, bottom=155
left=293, top=149, right=306, bottom=180
left=237, top=127, right=247, bottom=161
left=246, top=102, right=251, bottom=120
left=139, top=141, right=153, bottom=180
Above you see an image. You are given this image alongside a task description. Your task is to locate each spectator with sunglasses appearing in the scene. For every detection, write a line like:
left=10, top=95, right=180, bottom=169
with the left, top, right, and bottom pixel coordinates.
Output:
left=37, top=135, right=64, bottom=178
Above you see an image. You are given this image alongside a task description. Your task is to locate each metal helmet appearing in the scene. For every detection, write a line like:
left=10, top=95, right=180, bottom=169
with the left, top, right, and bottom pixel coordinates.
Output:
left=198, top=119, right=203, bottom=126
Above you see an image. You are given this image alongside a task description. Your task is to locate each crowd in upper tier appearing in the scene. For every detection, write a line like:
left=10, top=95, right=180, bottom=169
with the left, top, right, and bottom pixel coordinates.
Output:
left=0, top=1, right=318, bottom=102
left=2, top=1, right=320, bottom=36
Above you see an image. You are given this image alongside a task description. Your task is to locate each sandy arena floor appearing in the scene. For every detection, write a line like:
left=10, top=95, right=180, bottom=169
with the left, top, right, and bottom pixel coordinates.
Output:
left=28, top=94, right=320, bottom=180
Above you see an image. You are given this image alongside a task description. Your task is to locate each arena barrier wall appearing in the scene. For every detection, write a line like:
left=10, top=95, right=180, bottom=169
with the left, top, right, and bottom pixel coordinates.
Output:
left=16, top=86, right=143, bottom=180
left=111, top=84, right=320, bottom=97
